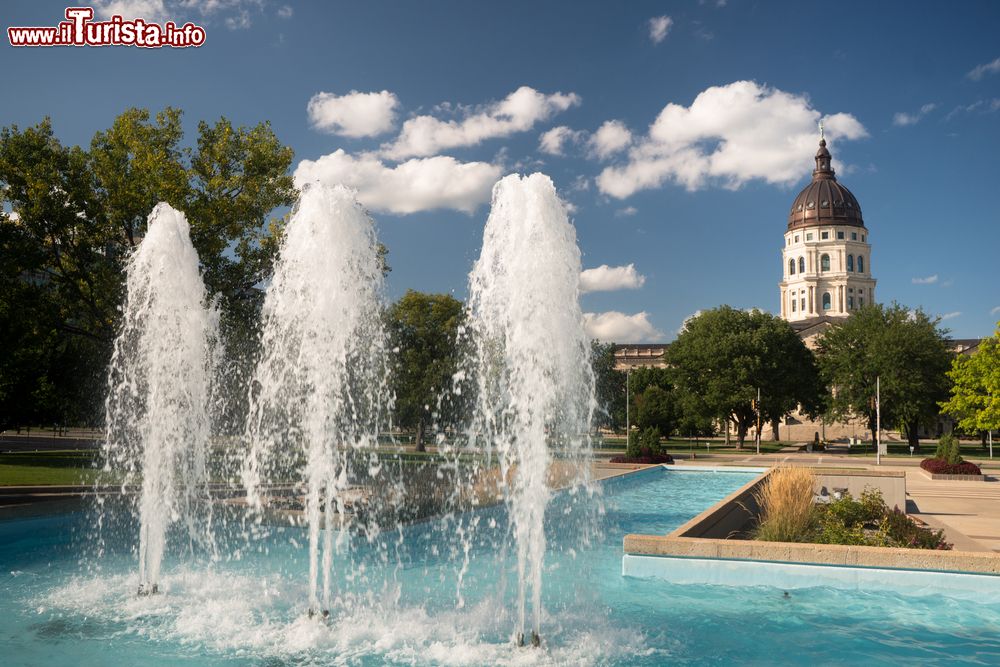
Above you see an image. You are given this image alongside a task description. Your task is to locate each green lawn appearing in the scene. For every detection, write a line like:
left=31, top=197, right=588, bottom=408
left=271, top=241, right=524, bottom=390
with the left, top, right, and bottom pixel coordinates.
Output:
left=597, top=438, right=790, bottom=454
left=838, top=442, right=997, bottom=459
left=0, top=451, right=104, bottom=486
left=0, top=464, right=101, bottom=486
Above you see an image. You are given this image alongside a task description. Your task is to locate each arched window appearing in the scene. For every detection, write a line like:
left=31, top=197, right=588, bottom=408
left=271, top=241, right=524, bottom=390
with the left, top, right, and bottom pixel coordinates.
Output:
left=857, top=255, right=864, bottom=273
left=847, top=255, right=854, bottom=272
left=820, top=254, right=830, bottom=272
left=789, top=258, right=795, bottom=275
left=822, top=292, right=832, bottom=310
left=798, top=257, right=805, bottom=274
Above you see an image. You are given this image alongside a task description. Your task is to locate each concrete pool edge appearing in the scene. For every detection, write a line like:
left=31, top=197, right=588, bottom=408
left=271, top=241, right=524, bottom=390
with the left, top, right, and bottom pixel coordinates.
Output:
left=621, top=553, right=1000, bottom=599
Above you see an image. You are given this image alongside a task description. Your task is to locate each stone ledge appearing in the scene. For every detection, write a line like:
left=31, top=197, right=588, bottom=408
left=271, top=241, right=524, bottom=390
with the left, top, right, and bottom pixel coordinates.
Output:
left=919, top=469, right=987, bottom=482
left=623, top=534, right=1000, bottom=575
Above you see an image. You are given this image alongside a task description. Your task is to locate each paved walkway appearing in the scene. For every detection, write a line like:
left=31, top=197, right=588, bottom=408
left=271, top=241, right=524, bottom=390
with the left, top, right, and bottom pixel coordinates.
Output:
left=904, top=470, right=1000, bottom=552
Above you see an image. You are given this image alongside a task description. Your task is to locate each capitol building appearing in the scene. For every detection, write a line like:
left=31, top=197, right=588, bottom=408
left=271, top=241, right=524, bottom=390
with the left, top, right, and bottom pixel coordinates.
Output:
left=781, top=137, right=877, bottom=346
left=613, top=136, right=977, bottom=443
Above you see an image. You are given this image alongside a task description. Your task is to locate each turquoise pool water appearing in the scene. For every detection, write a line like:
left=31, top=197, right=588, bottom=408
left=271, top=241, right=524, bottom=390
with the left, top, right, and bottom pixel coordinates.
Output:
left=2, top=468, right=1000, bottom=666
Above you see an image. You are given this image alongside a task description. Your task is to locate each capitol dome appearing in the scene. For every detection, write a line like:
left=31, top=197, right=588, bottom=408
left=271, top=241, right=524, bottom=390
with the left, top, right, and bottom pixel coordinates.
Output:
left=787, top=139, right=864, bottom=230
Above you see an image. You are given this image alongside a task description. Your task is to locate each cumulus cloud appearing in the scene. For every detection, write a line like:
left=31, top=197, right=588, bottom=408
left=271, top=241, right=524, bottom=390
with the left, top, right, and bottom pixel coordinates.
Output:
left=276, top=4, right=292, bottom=18
left=96, top=0, right=267, bottom=28
left=538, top=126, right=584, bottom=156
left=648, top=16, right=673, bottom=44
left=382, top=86, right=581, bottom=159
left=94, top=0, right=167, bottom=20
left=579, top=264, right=646, bottom=293
left=293, top=150, right=501, bottom=215
left=589, top=120, right=632, bottom=159
left=307, top=90, right=400, bottom=138
left=912, top=274, right=939, bottom=285
left=584, top=311, right=663, bottom=342
left=596, top=80, right=868, bottom=198
left=892, top=103, right=936, bottom=126
left=968, top=57, right=1000, bottom=81
left=615, top=206, right=638, bottom=217
left=940, top=311, right=962, bottom=321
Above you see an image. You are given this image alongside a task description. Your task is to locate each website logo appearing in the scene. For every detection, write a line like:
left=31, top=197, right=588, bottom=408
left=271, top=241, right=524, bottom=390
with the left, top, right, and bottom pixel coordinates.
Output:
left=8, top=7, right=206, bottom=48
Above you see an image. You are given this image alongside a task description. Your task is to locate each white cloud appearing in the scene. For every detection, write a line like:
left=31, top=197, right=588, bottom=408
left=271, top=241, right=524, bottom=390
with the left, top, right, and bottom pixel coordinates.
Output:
left=945, top=98, right=1000, bottom=121
left=677, top=310, right=703, bottom=335
left=94, top=0, right=167, bottom=21
left=293, top=150, right=501, bottom=215
left=382, top=86, right=581, bottom=159
left=224, top=9, right=250, bottom=29
left=588, top=120, right=632, bottom=159
left=648, top=16, right=673, bottom=44
left=968, top=57, right=1000, bottom=81
left=579, top=264, right=646, bottom=293
left=940, top=311, right=962, bottom=321
left=538, top=126, right=583, bottom=156
left=615, top=206, right=638, bottom=217
left=307, top=90, right=400, bottom=138
left=596, top=80, right=868, bottom=198
left=584, top=311, right=662, bottom=342
left=276, top=4, right=292, bottom=18
left=912, top=274, right=939, bottom=285
left=991, top=306, right=1000, bottom=316
left=892, top=103, right=936, bottom=127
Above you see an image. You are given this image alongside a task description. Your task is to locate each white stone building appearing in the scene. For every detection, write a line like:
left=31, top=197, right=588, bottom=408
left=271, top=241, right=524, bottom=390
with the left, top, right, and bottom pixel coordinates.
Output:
left=780, top=137, right=876, bottom=332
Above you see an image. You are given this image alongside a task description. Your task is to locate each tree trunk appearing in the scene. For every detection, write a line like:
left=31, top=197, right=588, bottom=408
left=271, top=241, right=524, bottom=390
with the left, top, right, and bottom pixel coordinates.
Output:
left=906, top=423, right=920, bottom=452
left=771, top=417, right=780, bottom=442
left=414, top=418, right=426, bottom=453
left=736, top=421, right=748, bottom=450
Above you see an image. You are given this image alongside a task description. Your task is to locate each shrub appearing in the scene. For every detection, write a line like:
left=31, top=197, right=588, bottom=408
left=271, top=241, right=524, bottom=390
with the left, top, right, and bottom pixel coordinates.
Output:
left=920, top=458, right=982, bottom=476
left=947, top=436, right=964, bottom=465
left=608, top=453, right=674, bottom=464
left=625, top=430, right=642, bottom=459
left=753, top=467, right=816, bottom=542
left=934, top=434, right=955, bottom=460
left=616, top=427, right=672, bottom=464
left=813, top=489, right=951, bottom=550
left=639, top=427, right=662, bottom=456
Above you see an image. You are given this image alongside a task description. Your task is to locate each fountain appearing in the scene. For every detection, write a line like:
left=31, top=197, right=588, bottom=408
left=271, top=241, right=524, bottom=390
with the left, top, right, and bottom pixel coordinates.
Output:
left=103, top=202, right=219, bottom=594
left=464, top=173, right=596, bottom=644
left=241, top=182, right=390, bottom=615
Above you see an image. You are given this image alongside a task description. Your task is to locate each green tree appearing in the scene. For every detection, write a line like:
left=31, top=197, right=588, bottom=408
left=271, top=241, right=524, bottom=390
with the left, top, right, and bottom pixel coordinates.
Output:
left=0, top=109, right=295, bottom=428
left=626, top=367, right=677, bottom=437
left=940, top=323, right=1000, bottom=446
left=590, top=341, right=626, bottom=430
left=816, top=303, right=953, bottom=451
left=634, top=385, right=676, bottom=437
left=387, top=291, right=466, bottom=451
left=667, top=306, right=822, bottom=448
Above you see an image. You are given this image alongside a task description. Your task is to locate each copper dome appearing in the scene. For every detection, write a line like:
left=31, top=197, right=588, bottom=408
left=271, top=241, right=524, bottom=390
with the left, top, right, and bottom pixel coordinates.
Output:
left=787, top=139, right=864, bottom=230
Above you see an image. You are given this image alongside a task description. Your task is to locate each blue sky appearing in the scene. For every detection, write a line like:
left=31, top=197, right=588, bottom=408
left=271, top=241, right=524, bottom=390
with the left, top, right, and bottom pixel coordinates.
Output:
left=4, top=0, right=999, bottom=341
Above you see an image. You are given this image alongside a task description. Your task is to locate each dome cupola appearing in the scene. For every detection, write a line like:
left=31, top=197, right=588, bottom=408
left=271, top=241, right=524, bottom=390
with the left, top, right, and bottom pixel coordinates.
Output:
left=787, top=138, right=864, bottom=230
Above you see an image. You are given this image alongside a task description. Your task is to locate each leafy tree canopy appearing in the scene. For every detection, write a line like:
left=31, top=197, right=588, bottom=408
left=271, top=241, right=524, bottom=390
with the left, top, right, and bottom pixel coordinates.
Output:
left=816, top=303, right=953, bottom=449
left=940, top=322, right=1000, bottom=435
left=386, top=290, right=466, bottom=451
left=667, top=306, right=822, bottom=447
